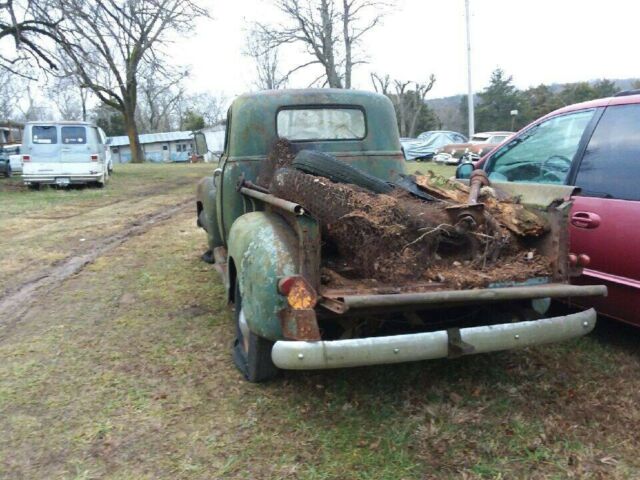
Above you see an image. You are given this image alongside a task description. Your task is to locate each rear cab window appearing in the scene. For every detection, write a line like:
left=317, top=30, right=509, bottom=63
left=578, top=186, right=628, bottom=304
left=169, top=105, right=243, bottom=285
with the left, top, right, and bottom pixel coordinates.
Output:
left=61, top=126, right=87, bottom=144
left=32, top=125, right=57, bottom=144
left=277, top=107, right=366, bottom=141
left=574, top=104, right=640, bottom=201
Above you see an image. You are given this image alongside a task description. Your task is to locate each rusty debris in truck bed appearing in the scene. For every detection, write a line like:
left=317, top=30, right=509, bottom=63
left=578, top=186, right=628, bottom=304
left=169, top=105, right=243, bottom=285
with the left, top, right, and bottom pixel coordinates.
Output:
left=260, top=145, right=557, bottom=290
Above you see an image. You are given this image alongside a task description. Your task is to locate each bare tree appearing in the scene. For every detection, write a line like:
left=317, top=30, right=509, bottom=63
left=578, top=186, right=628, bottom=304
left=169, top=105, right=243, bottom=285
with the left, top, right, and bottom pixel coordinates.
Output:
left=47, top=74, right=89, bottom=120
left=45, top=0, right=208, bottom=163
left=0, top=69, right=20, bottom=119
left=259, top=0, right=390, bottom=88
left=17, top=84, right=52, bottom=121
left=245, top=27, right=287, bottom=90
left=0, top=0, right=60, bottom=75
left=179, top=92, right=227, bottom=128
left=372, top=73, right=436, bottom=137
left=137, top=63, right=187, bottom=132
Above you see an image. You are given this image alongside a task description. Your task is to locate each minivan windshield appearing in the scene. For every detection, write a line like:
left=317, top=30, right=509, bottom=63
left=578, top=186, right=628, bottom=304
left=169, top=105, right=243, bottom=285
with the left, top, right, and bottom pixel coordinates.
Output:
left=32, top=125, right=57, bottom=144
left=488, top=109, right=596, bottom=184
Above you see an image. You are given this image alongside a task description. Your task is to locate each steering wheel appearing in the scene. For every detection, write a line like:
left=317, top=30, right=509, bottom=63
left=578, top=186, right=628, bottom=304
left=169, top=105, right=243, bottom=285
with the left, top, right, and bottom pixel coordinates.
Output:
left=540, top=154, right=571, bottom=182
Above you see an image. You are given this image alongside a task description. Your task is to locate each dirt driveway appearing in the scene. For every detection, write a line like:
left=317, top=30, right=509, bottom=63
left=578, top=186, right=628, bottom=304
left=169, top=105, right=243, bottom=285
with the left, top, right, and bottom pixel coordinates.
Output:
left=1, top=164, right=639, bottom=479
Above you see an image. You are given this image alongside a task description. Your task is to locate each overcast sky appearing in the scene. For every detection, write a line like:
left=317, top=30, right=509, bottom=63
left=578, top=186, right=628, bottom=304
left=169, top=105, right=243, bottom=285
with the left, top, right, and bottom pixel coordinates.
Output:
left=168, top=0, right=640, bottom=101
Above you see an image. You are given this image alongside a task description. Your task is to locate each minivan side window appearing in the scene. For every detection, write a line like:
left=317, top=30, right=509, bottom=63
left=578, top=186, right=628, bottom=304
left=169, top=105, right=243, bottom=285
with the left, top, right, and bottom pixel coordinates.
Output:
left=61, top=126, right=87, bottom=144
left=32, top=125, right=57, bottom=144
left=488, top=109, right=596, bottom=184
left=574, top=104, right=640, bottom=201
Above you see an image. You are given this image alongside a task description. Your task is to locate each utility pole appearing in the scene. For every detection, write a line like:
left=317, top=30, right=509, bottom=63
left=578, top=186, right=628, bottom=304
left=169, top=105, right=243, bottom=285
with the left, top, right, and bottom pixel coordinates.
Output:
left=465, top=0, right=475, bottom=138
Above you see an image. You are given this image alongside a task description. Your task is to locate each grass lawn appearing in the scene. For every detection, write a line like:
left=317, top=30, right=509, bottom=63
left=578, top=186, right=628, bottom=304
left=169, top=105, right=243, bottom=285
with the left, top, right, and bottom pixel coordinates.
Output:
left=405, top=161, right=456, bottom=178
left=1, top=164, right=639, bottom=479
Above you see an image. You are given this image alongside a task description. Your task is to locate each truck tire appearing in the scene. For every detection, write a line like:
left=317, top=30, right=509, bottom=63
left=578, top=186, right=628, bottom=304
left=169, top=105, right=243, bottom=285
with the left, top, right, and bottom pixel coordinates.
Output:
left=232, top=280, right=279, bottom=382
left=292, top=150, right=393, bottom=194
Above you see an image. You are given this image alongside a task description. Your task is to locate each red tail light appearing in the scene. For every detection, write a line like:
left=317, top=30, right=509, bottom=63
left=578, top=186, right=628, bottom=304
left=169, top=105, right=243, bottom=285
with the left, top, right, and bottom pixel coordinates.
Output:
left=22, top=155, right=30, bottom=162
left=277, top=276, right=318, bottom=309
left=90, top=154, right=98, bottom=161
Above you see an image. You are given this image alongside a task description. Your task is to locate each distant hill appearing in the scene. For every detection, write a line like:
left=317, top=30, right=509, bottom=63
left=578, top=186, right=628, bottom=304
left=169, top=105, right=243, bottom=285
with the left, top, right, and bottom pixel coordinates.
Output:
left=426, top=78, right=640, bottom=133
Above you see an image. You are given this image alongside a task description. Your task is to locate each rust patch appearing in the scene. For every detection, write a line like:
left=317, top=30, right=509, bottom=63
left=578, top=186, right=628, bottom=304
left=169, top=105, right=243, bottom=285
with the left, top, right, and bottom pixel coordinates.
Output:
left=279, top=308, right=321, bottom=340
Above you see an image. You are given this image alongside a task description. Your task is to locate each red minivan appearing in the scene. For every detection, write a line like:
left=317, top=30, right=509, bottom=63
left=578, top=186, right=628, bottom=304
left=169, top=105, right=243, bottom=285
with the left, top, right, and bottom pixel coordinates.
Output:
left=460, top=92, right=640, bottom=327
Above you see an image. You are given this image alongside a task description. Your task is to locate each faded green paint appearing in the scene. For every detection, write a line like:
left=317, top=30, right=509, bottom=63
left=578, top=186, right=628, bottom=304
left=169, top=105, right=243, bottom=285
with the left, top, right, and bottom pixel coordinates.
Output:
left=227, top=212, right=298, bottom=340
left=196, top=176, right=223, bottom=251
left=196, top=88, right=409, bottom=341
left=228, top=89, right=403, bottom=158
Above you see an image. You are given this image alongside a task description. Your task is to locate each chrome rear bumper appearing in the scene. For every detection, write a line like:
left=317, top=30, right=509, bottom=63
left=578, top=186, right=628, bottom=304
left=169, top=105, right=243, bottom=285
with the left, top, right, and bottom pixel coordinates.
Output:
left=272, top=308, right=597, bottom=370
left=23, top=173, right=103, bottom=184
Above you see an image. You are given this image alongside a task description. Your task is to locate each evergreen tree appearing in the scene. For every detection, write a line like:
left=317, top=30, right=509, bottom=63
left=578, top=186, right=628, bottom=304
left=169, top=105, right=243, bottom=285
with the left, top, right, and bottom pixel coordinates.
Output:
left=182, top=109, right=205, bottom=131
left=93, top=104, right=126, bottom=136
left=592, top=79, right=619, bottom=98
left=519, top=84, right=563, bottom=126
left=560, top=82, right=597, bottom=105
left=475, top=69, right=521, bottom=132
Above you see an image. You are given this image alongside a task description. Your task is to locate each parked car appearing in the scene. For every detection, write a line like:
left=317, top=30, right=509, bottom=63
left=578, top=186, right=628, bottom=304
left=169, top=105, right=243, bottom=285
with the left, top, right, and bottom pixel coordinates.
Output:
left=457, top=91, right=640, bottom=327
left=9, top=149, right=22, bottom=175
left=434, top=131, right=514, bottom=165
left=0, top=143, right=20, bottom=177
left=402, top=131, right=468, bottom=161
left=194, top=88, right=604, bottom=382
left=22, top=121, right=110, bottom=187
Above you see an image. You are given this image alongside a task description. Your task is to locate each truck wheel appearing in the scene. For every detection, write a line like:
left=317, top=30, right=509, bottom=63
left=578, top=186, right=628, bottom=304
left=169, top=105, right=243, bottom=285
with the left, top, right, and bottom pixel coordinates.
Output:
left=292, top=150, right=393, bottom=194
left=232, top=280, right=279, bottom=382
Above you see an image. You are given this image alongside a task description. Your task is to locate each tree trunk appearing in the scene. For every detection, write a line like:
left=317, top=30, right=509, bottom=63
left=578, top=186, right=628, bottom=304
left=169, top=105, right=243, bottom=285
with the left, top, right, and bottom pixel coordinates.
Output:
left=408, top=102, right=424, bottom=137
left=342, top=0, right=351, bottom=89
left=320, top=0, right=342, bottom=88
left=124, top=109, right=143, bottom=163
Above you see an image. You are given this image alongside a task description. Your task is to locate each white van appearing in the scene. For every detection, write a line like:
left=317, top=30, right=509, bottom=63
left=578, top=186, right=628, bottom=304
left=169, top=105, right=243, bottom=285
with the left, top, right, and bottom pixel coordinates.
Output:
left=22, top=121, right=111, bottom=187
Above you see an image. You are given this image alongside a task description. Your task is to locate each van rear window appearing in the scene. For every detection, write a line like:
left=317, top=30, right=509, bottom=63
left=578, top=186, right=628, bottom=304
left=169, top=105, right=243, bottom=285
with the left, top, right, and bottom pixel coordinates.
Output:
left=32, top=126, right=57, bottom=144
left=62, top=126, right=87, bottom=144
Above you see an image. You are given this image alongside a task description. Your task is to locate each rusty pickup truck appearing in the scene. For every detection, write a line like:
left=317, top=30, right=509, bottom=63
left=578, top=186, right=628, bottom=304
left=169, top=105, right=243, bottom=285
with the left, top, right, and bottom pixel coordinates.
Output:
left=194, top=89, right=606, bottom=382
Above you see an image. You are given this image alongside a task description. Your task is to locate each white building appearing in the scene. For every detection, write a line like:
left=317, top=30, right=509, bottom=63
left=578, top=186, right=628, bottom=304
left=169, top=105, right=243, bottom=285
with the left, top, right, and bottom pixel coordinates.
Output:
left=108, top=131, right=195, bottom=163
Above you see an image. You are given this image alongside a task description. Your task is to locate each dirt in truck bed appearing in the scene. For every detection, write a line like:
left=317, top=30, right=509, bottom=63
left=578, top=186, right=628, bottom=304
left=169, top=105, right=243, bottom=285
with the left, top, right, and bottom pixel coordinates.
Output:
left=271, top=174, right=551, bottom=289
left=262, top=141, right=553, bottom=289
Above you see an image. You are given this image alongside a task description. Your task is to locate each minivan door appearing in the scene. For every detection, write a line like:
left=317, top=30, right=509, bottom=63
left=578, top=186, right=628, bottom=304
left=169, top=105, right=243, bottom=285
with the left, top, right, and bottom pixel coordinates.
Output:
left=569, top=103, right=640, bottom=325
left=59, top=125, right=98, bottom=174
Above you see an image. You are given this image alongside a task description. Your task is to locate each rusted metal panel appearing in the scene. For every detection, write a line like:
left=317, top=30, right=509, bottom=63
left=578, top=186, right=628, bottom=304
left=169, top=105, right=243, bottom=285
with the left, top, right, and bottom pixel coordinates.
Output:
left=279, top=308, right=321, bottom=341
left=341, top=284, right=607, bottom=310
left=291, top=215, right=321, bottom=290
left=239, top=187, right=305, bottom=215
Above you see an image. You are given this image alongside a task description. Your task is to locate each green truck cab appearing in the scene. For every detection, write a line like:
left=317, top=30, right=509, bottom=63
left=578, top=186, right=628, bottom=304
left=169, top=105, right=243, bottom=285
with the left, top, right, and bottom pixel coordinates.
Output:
left=195, top=89, right=606, bottom=382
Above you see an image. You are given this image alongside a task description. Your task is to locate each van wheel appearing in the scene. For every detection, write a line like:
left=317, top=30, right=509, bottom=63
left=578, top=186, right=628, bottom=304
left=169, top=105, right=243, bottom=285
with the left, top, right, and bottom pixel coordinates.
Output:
left=232, top=280, right=278, bottom=382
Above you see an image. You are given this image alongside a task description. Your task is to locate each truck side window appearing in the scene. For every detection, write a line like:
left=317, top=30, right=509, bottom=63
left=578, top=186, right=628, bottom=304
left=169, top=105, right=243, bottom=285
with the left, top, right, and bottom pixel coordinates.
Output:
left=488, top=109, right=595, bottom=184
left=575, top=104, right=640, bottom=201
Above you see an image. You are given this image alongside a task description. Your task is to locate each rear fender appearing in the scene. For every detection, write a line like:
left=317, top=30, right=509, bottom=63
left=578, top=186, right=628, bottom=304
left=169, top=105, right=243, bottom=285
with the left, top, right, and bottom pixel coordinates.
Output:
left=228, top=212, right=298, bottom=340
left=196, top=176, right=223, bottom=249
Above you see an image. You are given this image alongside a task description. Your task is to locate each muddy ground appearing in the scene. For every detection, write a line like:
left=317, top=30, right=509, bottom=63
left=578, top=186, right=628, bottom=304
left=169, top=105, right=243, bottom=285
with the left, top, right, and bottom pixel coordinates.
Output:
left=1, top=163, right=640, bottom=479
